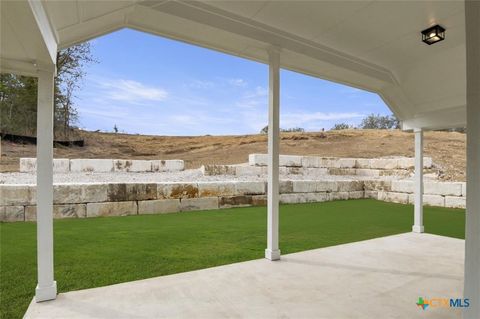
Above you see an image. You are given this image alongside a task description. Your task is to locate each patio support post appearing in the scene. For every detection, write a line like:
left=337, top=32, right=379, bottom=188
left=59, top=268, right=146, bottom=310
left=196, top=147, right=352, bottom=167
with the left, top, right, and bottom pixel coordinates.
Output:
left=35, top=67, right=57, bottom=302
left=464, top=1, right=480, bottom=318
left=412, top=128, right=424, bottom=233
left=265, top=46, right=281, bottom=261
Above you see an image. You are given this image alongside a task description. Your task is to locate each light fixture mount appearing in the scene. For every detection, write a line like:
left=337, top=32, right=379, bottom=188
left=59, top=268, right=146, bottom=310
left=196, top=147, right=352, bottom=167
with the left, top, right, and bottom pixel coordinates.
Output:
left=421, top=25, right=445, bottom=45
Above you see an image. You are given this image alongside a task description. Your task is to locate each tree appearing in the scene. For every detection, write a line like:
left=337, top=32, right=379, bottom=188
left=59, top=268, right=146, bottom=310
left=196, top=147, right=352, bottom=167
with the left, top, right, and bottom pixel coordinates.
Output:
left=331, top=123, right=351, bottom=130
left=359, top=113, right=400, bottom=129
left=0, top=42, right=96, bottom=139
left=55, top=42, right=96, bottom=139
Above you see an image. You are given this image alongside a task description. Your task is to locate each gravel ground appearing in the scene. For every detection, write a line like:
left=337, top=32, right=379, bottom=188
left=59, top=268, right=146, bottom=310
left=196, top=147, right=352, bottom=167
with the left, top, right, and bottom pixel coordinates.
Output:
left=0, top=168, right=393, bottom=185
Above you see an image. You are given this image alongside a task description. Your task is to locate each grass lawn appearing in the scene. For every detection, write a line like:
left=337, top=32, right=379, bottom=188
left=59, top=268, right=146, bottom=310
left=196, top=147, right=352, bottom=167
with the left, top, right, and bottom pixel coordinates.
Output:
left=0, top=199, right=465, bottom=319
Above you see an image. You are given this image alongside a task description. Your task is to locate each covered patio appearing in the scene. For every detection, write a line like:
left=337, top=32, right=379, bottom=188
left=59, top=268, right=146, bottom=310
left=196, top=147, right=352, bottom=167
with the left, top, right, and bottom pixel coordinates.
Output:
left=1, top=0, right=478, bottom=318
left=24, top=233, right=464, bottom=318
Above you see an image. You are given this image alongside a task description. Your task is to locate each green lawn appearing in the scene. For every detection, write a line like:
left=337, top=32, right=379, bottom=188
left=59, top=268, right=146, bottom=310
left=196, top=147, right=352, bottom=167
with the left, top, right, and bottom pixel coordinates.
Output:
left=0, top=199, right=465, bottom=319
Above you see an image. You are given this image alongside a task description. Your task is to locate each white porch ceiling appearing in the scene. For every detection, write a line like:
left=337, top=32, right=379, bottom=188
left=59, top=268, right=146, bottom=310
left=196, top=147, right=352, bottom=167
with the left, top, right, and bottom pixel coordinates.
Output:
left=0, top=0, right=467, bottom=130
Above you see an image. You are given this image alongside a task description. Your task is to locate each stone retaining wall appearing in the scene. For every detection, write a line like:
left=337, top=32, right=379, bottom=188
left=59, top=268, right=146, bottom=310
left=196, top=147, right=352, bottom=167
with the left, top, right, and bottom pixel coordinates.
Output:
left=19, top=158, right=185, bottom=173
left=0, top=179, right=466, bottom=222
left=202, top=154, right=433, bottom=178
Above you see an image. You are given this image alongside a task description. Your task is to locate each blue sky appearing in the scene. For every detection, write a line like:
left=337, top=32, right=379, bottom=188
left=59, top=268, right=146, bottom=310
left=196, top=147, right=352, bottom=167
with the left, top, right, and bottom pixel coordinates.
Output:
left=76, top=28, right=392, bottom=136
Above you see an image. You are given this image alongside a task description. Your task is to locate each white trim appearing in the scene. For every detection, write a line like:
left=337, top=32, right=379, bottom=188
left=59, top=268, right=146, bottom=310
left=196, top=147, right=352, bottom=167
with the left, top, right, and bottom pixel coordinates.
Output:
left=464, top=1, right=480, bottom=318
left=412, top=129, right=424, bottom=234
left=27, top=0, right=58, bottom=64
left=265, top=46, right=281, bottom=261
left=35, top=68, right=56, bottom=302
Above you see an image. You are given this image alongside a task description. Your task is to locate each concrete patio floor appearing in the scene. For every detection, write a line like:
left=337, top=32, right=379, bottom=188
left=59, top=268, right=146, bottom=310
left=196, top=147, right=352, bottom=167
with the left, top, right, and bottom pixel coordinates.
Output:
left=25, top=233, right=464, bottom=319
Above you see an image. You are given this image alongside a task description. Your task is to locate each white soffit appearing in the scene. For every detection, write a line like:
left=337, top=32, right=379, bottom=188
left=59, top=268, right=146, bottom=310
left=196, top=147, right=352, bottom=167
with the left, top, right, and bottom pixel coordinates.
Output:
left=1, top=0, right=467, bottom=129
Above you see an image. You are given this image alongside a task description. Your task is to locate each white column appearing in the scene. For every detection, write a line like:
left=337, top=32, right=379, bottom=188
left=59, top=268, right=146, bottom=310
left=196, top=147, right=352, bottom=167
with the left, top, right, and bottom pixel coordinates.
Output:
left=265, top=47, right=281, bottom=261
left=412, top=128, right=424, bottom=233
left=35, top=68, right=57, bottom=302
left=464, top=1, right=480, bottom=318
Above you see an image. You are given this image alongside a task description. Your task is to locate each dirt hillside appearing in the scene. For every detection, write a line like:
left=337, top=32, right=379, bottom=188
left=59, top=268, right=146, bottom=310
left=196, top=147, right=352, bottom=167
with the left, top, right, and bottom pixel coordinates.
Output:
left=0, top=129, right=466, bottom=181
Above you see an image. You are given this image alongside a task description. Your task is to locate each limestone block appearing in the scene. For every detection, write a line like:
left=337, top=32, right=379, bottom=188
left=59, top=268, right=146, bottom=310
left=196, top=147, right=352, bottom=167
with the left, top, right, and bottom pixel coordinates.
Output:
left=235, top=166, right=263, bottom=176
left=355, top=169, right=380, bottom=177
left=126, top=183, right=157, bottom=201
left=219, top=196, right=252, bottom=208
left=363, top=180, right=392, bottom=192
left=26, top=204, right=87, bottom=221
left=201, top=165, right=236, bottom=176
left=152, top=160, right=184, bottom=172
left=391, top=180, right=414, bottom=193
left=87, top=201, right=137, bottom=217
left=54, top=184, right=83, bottom=204
left=235, top=181, right=265, bottom=195
left=424, top=182, right=462, bottom=196
left=252, top=195, right=267, bottom=206
left=198, top=182, right=236, bottom=197
left=330, top=192, right=349, bottom=201
left=292, top=181, right=317, bottom=193
left=19, top=158, right=36, bottom=172
left=180, top=197, right=218, bottom=211
left=286, top=167, right=303, bottom=175
left=445, top=196, right=466, bottom=209
left=280, top=155, right=303, bottom=167
left=316, top=181, right=338, bottom=192
left=355, top=159, right=371, bottom=169
left=159, top=183, right=198, bottom=199
left=334, top=158, right=356, bottom=168
left=165, top=160, right=184, bottom=171
left=19, top=158, right=70, bottom=173
left=54, top=159, right=71, bottom=173
left=303, top=168, right=328, bottom=175
left=280, top=180, right=293, bottom=194
left=364, top=191, right=378, bottom=199
left=81, top=183, right=108, bottom=203
left=138, top=199, right=180, bottom=214
left=70, top=159, right=113, bottom=172
left=336, top=181, right=364, bottom=192
left=0, top=185, right=36, bottom=205
left=348, top=191, right=365, bottom=199
left=327, top=168, right=357, bottom=176
left=423, top=194, right=445, bottom=207
left=249, top=154, right=268, bottom=166
left=0, top=206, right=24, bottom=222
left=462, top=182, right=466, bottom=197
left=379, top=170, right=412, bottom=177
left=424, top=157, right=433, bottom=168
left=318, top=158, right=337, bottom=168
left=396, top=158, right=414, bottom=169
left=370, top=159, right=398, bottom=170
left=114, top=160, right=152, bottom=172
left=383, top=192, right=409, bottom=204
left=280, top=193, right=329, bottom=204
left=302, top=156, right=320, bottom=168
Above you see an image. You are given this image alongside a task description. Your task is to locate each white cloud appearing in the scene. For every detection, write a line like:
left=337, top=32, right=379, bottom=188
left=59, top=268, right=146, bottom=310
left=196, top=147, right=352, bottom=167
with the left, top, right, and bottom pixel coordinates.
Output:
left=281, top=111, right=364, bottom=129
left=100, top=79, right=168, bottom=103
left=228, top=78, right=247, bottom=87
left=189, top=80, right=215, bottom=89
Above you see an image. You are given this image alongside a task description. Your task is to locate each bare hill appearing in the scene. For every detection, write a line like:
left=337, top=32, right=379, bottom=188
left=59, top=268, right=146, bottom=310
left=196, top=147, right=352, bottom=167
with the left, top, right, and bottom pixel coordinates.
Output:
left=0, top=129, right=466, bottom=181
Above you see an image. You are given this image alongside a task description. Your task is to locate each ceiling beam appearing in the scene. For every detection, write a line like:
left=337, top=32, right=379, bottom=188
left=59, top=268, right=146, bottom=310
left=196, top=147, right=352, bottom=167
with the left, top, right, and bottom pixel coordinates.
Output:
left=27, top=0, right=58, bottom=65
left=144, top=0, right=397, bottom=86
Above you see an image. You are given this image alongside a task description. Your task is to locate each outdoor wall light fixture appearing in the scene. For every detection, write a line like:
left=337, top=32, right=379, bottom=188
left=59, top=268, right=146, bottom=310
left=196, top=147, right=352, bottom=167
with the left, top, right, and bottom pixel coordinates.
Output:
left=421, top=25, right=445, bottom=45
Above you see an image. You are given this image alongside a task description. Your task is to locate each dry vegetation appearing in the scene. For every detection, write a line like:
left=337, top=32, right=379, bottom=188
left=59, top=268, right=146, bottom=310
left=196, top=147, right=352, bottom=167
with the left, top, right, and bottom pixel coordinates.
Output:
left=0, top=129, right=466, bottom=181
